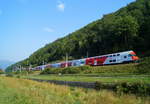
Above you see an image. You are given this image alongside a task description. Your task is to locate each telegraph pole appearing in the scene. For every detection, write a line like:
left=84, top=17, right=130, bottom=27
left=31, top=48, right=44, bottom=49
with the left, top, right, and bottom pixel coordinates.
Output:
left=19, top=65, right=22, bottom=72
left=87, top=51, right=89, bottom=58
left=29, top=64, right=32, bottom=71
left=66, top=53, right=68, bottom=67
left=42, top=60, right=45, bottom=70
left=43, top=60, right=45, bottom=65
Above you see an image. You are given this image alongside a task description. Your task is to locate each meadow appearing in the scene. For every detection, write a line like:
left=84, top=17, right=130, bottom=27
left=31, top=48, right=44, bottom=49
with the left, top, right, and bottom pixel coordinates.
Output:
left=0, top=76, right=150, bottom=104
left=2, top=57, right=149, bottom=104
left=22, top=60, right=150, bottom=84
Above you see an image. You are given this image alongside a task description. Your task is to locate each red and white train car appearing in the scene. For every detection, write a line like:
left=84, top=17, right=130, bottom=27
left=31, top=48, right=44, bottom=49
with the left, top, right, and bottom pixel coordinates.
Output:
left=85, top=50, right=139, bottom=66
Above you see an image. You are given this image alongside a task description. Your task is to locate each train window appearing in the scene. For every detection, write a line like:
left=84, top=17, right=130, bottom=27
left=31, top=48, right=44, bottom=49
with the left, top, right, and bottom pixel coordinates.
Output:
left=117, top=54, right=120, bottom=56
left=109, top=55, right=112, bottom=57
left=128, top=54, right=132, bottom=57
left=124, top=56, right=127, bottom=58
left=81, top=61, right=84, bottom=64
left=128, top=54, right=136, bottom=57
left=113, top=55, right=116, bottom=57
left=113, top=60, right=116, bottom=62
left=109, top=60, right=112, bottom=62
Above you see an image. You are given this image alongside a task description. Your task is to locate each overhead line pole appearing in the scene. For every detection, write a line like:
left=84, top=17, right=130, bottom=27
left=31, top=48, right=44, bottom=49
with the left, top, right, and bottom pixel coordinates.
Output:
left=66, top=53, right=68, bottom=67
left=87, top=51, right=89, bottom=58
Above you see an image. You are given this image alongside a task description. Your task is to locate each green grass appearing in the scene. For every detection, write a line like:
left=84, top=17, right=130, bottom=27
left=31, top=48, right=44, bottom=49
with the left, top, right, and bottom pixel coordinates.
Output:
left=41, top=64, right=139, bottom=74
left=22, top=74, right=150, bottom=83
left=0, top=76, right=150, bottom=104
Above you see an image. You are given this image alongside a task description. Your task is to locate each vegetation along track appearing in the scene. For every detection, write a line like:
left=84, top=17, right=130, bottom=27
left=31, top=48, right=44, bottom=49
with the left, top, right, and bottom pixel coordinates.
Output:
left=28, top=78, right=150, bottom=96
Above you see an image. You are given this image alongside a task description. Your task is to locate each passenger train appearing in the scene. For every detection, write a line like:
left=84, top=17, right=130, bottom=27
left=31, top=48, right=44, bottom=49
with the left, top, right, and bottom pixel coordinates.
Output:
left=33, top=50, right=139, bottom=71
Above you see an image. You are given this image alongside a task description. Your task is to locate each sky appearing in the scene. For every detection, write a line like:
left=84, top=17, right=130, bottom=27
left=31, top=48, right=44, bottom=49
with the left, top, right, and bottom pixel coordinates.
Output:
left=0, top=0, right=135, bottom=62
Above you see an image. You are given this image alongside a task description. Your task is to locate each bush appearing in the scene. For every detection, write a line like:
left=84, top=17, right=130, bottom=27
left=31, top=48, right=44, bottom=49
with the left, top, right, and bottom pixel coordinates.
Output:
left=0, top=71, right=4, bottom=74
left=41, top=68, right=62, bottom=74
left=16, top=75, right=21, bottom=78
left=41, top=64, right=139, bottom=75
left=137, top=57, right=150, bottom=73
left=116, top=82, right=150, bottom=96
left=41, top=65, right=91, bottom=74
left=95, top=81, right=150, bottom=96
left=61, top=67, right=79, bottom=74
left=16, top=70, right=35, bottom=75
left=6, top=74, right=14, bottom=77
left=0, top=69, right=4, bottom=74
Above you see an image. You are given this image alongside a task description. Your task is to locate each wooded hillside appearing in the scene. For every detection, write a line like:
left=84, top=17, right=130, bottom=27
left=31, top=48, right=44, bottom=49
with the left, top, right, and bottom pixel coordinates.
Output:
left=6, top=0, right=150, bottom=71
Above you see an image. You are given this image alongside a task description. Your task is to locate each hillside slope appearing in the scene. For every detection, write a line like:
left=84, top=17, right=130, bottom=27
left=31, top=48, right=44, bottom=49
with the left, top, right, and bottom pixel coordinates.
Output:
left=7, top=0, right=150, bottom=71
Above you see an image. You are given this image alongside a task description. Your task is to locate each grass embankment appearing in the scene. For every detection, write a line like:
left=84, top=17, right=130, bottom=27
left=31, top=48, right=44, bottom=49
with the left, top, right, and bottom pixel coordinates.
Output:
left=41, top=64, right=138, bottom=74
left=0, top=76, right=150, bottom=104
left=41, top=57, right=150, bottom=75
left=23, top=74, right=150, bottom=83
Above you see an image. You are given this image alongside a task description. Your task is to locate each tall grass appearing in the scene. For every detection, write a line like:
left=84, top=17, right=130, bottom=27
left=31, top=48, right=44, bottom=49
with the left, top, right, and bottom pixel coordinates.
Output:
left=0, top=76, right=150, bottom=104
left=137, top=57, right=150, bottom=73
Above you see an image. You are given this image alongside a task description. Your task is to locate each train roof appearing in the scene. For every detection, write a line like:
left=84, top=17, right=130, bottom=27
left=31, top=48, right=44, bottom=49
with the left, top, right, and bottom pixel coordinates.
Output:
left=87, top=50, right=134, bottom=59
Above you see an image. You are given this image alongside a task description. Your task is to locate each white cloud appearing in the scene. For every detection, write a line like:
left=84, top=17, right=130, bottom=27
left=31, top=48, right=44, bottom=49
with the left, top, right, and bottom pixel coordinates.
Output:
left=0, top=10, right=3, bottom=15
left=57, top=1, right=65, bottom=12
left=43, top=27, right=54, bottom=33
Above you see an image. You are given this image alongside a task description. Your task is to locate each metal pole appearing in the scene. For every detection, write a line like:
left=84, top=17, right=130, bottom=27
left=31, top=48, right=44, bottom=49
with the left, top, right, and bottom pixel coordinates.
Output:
left=29, top=64, right=32, bottom=71
left=42, top=61, right=45, bottom=70
left=66, top=53, right=68, bottom=67
left=87, top=51, right=89, bottom=58
left=20, top=65, right=22, bottom=72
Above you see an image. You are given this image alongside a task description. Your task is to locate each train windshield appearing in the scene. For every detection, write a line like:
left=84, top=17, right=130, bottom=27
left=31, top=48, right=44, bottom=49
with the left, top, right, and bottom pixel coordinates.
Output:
left=128, top=54, right=136, bottom=57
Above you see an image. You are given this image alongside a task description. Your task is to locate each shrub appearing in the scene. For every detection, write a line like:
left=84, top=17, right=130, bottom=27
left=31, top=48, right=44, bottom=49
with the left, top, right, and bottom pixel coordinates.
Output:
left=16, top=75, right=21, bottom=78
left=0, top=69, right=4, bottom=74
left=41, top=65, right=92, bottom=74
left=41, top=64, right=139, bottom=74
left=95, top=81, right=150, bottom=96
left=0, top=71, right=4, bottom=74
left=6, top=74, right=14, bottom=77
left=61, top=67, right=79, bottom=74
left=137, top=57, right=150, bottom=73
left=116, top=82, right=150, bottom=96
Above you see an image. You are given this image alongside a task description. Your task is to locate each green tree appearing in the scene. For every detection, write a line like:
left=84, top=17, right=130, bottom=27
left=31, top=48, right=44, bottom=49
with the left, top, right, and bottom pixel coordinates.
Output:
left=0, top=69, right=4, bottom=74
left=114, top=16, right=139, bottom=49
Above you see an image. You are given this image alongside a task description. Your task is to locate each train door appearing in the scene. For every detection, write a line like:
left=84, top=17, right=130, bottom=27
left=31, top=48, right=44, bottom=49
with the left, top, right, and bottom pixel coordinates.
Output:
left=80, top=59, right=86, bottom=66
left=120, top=52, right=130, bottom=63
left=107, top=55, right=117, bottom=65
left=94, top=59, right=97, bottom=66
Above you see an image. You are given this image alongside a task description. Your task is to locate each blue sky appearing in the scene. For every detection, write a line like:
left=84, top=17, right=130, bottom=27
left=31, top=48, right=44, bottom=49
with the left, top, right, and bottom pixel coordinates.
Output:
left=0, top=0, right=135, bottom=62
